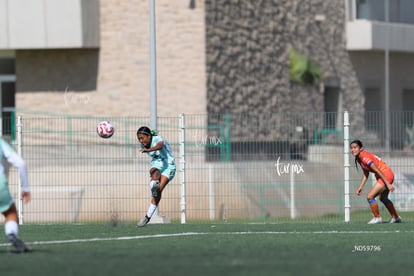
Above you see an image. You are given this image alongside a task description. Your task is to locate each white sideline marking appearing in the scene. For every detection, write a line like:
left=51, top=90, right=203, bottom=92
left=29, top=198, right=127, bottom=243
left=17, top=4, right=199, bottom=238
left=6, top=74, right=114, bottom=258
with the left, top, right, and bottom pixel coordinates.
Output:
left=0, top=230, right=412, bottom=247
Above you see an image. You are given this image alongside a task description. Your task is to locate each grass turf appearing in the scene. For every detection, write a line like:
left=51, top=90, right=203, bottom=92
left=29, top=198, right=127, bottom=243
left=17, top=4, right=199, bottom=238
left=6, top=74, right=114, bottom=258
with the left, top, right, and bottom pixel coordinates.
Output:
left=1, top=221, right=413, bottom=276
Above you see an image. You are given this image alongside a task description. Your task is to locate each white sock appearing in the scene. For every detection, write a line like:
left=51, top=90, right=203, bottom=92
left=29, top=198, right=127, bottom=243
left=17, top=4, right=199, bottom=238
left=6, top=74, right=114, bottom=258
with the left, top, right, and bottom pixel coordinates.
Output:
left=149, top=180, right=159, bottom=189
left=146, top=204, right=158, bottom=218
left=5, top=221, right=19, bottom=237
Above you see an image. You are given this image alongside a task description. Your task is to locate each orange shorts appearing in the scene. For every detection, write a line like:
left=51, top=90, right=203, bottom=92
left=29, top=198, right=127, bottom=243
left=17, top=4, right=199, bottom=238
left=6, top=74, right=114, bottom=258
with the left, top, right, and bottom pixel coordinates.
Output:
left=376, top=169, right=394, bottom=188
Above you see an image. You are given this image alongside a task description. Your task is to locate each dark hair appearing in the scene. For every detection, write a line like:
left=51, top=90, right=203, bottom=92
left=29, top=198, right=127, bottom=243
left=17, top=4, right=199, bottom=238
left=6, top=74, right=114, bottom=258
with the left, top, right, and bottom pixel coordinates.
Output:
left=137, top=126, right=157, bottom=136
left=350, top=139, right=363, bottom=170
left=350, top=139, right=363, bottom=148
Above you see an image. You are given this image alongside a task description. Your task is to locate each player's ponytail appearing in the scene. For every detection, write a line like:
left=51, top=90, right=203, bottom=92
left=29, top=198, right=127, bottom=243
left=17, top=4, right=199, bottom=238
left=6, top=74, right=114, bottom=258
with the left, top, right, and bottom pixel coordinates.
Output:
left=137, top=126, right=158, bottom=136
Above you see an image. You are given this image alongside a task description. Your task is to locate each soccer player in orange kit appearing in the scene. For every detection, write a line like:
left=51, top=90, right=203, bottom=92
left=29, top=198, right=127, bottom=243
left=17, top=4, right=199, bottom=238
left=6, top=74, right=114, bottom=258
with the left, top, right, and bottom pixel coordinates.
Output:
left=350, top=140, right=401, bottom=224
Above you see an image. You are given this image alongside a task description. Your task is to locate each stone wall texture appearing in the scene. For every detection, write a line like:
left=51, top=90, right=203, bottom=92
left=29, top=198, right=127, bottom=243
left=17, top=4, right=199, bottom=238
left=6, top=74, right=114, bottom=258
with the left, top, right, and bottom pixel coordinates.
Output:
left=204, top=0, right=363, bottom=140
left=205, top=0, right=362, bottom=114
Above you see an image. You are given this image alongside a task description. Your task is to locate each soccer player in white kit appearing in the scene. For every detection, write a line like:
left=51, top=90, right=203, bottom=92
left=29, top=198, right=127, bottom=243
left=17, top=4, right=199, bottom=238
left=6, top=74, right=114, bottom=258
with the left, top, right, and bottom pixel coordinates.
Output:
left=136, top=127, right=176, bottom=227
left=0, top=138, right=31, bottom=252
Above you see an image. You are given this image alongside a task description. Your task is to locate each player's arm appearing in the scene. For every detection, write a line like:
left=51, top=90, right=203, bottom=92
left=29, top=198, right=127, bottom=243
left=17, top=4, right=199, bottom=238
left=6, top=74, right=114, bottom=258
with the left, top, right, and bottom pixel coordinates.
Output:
left=369, top=163, right=395, bottom=191
left=0, top=140, right=31, bottom=202
left=356, top=171, right=369, bottom=196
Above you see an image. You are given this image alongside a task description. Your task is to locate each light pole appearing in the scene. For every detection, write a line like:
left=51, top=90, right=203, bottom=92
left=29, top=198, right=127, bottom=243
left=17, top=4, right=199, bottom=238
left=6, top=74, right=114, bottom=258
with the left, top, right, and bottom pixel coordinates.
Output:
left=148, top=0, right=170, bottom=224
left=149, top=0, right=157, bottom=131
left=384, top=0, right=390, bottom=154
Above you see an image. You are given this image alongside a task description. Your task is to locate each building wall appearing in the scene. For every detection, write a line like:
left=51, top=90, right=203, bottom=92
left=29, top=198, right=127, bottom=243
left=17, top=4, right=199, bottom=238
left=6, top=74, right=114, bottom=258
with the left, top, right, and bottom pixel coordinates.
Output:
left=16, top=49, right=98, bottom=92
left=204, top=0, right=364, bottom=140
left=0, top=0, right=99, bottom=49
left=349, top=51, right=414, bottom=111
left=14, top=0, right=414, bottom=122
left=15, top=0, right=207, bottom=117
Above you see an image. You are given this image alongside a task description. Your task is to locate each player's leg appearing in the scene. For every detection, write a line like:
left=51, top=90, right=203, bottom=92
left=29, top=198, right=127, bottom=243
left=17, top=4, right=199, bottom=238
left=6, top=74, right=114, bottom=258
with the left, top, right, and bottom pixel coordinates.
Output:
left=2, top=204, right=30, bottom=253
left=137, top=167, right=162, bottom=227
left=154, top=163, right=175, bottom=205
left=149, top=167, right=161, bottom=198
left=153, top=174, right=170, bottom=205
left=141, top=171, right=171, bottom=221
left=137, top=164, right=175, bottom=227
left=379, top=190, right=401, bottom=223
left=0, top=176, right=30, bottom=252
left=366, top=182, right=385, bottom=224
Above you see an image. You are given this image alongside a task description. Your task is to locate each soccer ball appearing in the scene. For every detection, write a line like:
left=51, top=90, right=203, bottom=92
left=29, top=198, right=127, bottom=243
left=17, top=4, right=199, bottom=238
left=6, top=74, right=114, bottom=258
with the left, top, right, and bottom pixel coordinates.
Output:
left=96, top=121, right=114, bottom=138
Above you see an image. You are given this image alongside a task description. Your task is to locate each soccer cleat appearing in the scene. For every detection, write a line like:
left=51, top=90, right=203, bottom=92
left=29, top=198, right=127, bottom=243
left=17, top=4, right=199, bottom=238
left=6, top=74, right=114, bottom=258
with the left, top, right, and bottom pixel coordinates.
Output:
left=367, top=217, right=382, bottom=224
left=389, top=216, right=402, bottom=224
left=137, top=215, right=150, bottom=227
left=151, top=181, right=160, bottom=198
left=7, top=234, right=31, bottom=253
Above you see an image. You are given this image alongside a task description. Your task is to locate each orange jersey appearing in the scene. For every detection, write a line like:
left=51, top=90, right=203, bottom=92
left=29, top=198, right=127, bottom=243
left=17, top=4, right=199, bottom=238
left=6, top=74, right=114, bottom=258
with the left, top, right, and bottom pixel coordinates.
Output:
left=357, top=150, right=394, bottom=184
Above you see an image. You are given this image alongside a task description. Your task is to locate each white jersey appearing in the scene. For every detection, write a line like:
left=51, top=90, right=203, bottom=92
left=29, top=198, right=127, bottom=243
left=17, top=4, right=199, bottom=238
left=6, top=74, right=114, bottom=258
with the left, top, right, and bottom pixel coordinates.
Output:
left=141, top=135, right=175, bottom=164
left=0, top=138, right=30, bottom=192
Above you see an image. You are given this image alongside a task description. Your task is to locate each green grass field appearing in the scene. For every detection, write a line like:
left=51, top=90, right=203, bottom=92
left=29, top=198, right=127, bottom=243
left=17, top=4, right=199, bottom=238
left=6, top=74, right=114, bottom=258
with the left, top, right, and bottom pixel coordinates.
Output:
left=1, top=221, right=413, bottom=276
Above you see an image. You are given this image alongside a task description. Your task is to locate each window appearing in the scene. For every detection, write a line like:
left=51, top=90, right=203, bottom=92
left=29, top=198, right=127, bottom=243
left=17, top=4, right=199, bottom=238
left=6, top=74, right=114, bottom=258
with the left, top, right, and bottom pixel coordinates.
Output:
left=324, top=86, right=339, bottom=129
left=355, top=0, right=414, bottom=24
left=402, top=89, right=414, bottom=127
left=364, top=87, right=383, bottom=131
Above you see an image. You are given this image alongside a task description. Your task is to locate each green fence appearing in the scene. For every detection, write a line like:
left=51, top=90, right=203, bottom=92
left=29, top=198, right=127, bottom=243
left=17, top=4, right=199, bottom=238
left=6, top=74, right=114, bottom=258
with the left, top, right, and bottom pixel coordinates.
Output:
left=6, top=111, right=414, bottom=224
